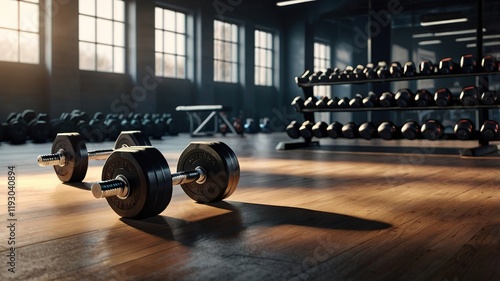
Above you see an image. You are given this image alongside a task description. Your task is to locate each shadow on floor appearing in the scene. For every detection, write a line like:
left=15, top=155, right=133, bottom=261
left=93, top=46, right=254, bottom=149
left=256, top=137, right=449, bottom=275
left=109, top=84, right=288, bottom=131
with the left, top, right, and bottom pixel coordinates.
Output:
left=120, top=201, right=392, bottom=246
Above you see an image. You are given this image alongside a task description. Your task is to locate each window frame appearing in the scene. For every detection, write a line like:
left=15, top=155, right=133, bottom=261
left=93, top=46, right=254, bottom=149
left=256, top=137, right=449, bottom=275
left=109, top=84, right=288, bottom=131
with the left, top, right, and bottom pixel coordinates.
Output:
left=254, top=29, right=274, bottom=87
left=313, top=40, right=331, bottom=97
left=213, top=19, right=239, bottom=83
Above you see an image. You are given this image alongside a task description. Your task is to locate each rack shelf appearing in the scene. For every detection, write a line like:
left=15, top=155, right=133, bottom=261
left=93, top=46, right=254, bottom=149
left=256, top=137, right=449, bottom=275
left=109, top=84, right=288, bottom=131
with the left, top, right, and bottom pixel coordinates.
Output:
left=300, top=104, right=500, bottom=113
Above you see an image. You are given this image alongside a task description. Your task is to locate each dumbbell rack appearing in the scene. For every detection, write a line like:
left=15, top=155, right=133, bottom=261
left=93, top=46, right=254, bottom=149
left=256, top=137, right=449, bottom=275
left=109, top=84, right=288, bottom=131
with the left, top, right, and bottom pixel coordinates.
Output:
left=277, top=71, right=500, bottom=156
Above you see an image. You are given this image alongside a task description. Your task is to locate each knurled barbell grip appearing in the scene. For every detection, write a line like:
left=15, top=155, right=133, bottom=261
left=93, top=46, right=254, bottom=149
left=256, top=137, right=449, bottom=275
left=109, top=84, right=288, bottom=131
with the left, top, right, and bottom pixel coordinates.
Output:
left=38, top=148, right=114, bottom=167
left=91, top=166, right=207, bottom=199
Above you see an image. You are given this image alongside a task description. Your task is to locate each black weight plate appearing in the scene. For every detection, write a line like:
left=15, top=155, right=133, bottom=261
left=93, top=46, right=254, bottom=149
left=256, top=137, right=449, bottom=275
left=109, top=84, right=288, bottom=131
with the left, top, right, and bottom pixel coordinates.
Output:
left=52, top=133, right=88, bottom=183
left=214, top=142, right=240, bottom=198
left=102, top=147, right=160, bottom=218
left=113, top=131, right=151, bottom=149
left=177, top=142, right=240, bottom=203
left=148, top=147, right=173, bottom=216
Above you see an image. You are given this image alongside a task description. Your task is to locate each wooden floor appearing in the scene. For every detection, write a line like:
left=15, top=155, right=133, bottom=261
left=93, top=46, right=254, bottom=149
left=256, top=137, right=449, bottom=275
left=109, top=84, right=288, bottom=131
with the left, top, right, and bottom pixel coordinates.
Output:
left=1, top=133, right=499, bottom=281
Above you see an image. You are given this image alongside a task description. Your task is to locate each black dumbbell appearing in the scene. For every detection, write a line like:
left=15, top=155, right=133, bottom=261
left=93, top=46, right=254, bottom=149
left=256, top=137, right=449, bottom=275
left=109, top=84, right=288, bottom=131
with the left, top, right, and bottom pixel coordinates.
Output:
left=454, top=119, right=475, bottom=140
left=304, top=96, right=318, bottom=109
left=459, top=86, right=480, bottom=106
left=21, top=109, right=37, bottom=124
left=414, top=89, right=434, bottom=107
left=363, top=92, right=379, bottom=108
left=296, top=70, right=312, bottom=84
left=421, top=120, right=444, bottom=140
left=327, top=122, right=343, bottom=139
left=104, top=118, right=123, bottom=141
left=90, top=142, right=240, bottom=218
left=403, top=61, right=417, bottom=77
left=438, top=57, right=458, bottom=74
left=481, top=55, right=497, bottom=72
left=244, top=118, right=260, bottom=134
left=329, top=68, right=342, bottom=82
left=480, top=90, right=500, bottom=105
left=259, top=118, right=272, bottom=133
left=353, top=65, right=365, bottom=80
left=37, top=131, right=152, bottom=182
left=327, top=97, right=340, bottom=109
left=342, top=122, right=357, bottom=139
left=395, top=88, right=414, bottom=107
left=165, top=117, right=179, bottom=136
left=379, top=91, right=395, bottom=107
left=286, top=121, right=301, bottom=139
left=434, top=88, right=453, bottom=107
left=299, top=120, right=314, bottom=139
left=337, top=97, right=350, bottom=108
left=349, top=94, right=363, bottom=108
left=460, top=54, right=476, bottom=73
left=50, top=118, right=77, bottom=140
left=339, top=66, right=354, bottom=81
left=419, top=60, right=435, bottom=75
left=401, top=121, right=420, bottom=140
left=377, top=121, right=399, bottom=140
left=319, top=68, right=334, bottom=83
left=389, top=62, right=403, bottom=78
left=315, top=96, right=331, bottom=109
left=364, top=63, right=377, bottom=79
left=6, top=114, right=28, bottom=144
left=312, top=121, right=328, bottom=138
left=28, top=117, right=50, bottom=143
left=376, top=61, right=391, bottom=79
left=310, top=71, right=323, bottom=83
left=359, top=122, right=376, bottom=140
left=480, top=120, right=498, bottom=141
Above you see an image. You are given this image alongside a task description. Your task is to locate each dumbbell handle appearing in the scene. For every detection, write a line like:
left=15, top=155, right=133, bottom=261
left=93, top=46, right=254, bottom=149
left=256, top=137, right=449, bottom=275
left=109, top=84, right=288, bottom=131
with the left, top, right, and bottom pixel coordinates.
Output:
left=37, top=148, right=114, bottom=167
left=91, top=166, right=207, bottom=199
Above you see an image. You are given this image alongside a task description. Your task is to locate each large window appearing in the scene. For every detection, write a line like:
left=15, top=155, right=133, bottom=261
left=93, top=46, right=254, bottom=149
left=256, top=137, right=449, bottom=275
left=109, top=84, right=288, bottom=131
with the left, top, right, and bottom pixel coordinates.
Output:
left=254, top=30, right=273, bottom=86
left=155, top=7, right=186, bottom=78
left=0, top=0, right=40, bottom=64
left=314, top=42, right=331, bottom=97
left=214, top=20, right=238, bottom=83
left=79, top=0, right=125, bottom=73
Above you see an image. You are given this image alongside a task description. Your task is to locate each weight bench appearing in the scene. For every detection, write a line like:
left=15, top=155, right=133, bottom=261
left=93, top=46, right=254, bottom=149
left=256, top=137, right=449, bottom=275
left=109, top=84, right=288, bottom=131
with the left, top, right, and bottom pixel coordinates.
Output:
left=175, top=105, right=238, bottom=137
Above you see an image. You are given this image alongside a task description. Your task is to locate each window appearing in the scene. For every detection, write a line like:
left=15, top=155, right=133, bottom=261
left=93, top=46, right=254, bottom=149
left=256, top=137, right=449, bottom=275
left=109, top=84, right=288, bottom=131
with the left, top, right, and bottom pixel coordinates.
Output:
left=0, top=0, right=40, bottom=64
left=254, top=30, right=273, bottom=86
left=314, top=42, right=331, bottom=97
left=155, top=7, right=186, bottom=78
left=214, top=20, right=238, bottom=83
left=79, top=0, right=125, bottom=73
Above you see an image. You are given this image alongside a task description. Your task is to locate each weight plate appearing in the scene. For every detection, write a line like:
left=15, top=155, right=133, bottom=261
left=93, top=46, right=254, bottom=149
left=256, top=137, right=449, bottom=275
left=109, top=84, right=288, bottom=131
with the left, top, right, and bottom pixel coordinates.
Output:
left=52, top=133, right=88, bottom=183
left=102, top=147, right=161, bottom=218
left=177, top=142, right=240, bottom=203
left=148, top=146, right=173, bottom=216
left=113, top=131, right=152, bottom=149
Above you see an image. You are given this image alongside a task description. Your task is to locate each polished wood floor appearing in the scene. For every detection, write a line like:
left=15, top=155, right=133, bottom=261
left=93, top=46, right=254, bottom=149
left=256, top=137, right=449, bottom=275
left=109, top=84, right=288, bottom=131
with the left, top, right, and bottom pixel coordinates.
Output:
left=0, top=133, right=499, bottom=281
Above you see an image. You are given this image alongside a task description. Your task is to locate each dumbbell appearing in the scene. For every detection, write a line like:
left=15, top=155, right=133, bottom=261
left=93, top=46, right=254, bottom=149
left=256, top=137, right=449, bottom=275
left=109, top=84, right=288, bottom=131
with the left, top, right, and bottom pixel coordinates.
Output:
left=90, top=142, right=240, bottom=218
left=310, top=71, right=323, bottom=83
left=315, top=96, right=331, bottom=108
left=329, top=68, right=342, bottom=82
left=454, top=119, right=475, bottom=140
left=326, top=97, right=340, bottom=109
left=359, top=122, right=376, bottom=140
left=327, top=122, right=343, bottom=139
left=395, top=88, right=414, bottom=107
left=337, top=97, right=350, bottom=108
left=389, top=62, right=403, bottom=78
left=377, top=121, right=399, bottom=140
left=460, top=54, right=476, bottom=73
left=362, top=92, right=379, bottom=108
left=419, top=60, right=435, bottom=75
left=304, top=96, right=318, bottom=109
left=438, top=57, right=458, bottom=74
left=299, top=120, right=314, bottom=139
left=353, top=65, right=365, bottom=80
left=414, top=89, right=434, bottom=107
left=379, top=91, right=395, bottom=107
left=403, top=61, right=417, bottom=77
left=37, top=131, right=151, bottom=183
left=459, top=86, right=480, bottom=106
left=421, top=120, right=444, bottom=140
left=342, top=122, right=357, bottom=139
left=6, top=113, right=28, bottom=144
left=363, top=63, right=377, bottom=79
left=401, top=121, right=420, bottom=140
left=312, top=121, right=328, bottom=138
left=349, top=94, right=363, bottom=108
left=21, top=109, right=38, bottom=124
left=244, top=118, right=260, bottom=134
left=339, top=66, right=354, bottom=81
left=481, top=55, right=497, bottom=72
left=28, top=117, right=50, bottom=143
left=286, top=121, right=301, bottom=139
left=376, top=61, right=391, bottom=79
left=480, top=120, right=499, bottom=141
left=434, top=88, right=453, bottom=107
left=480, top=90, right=500, bottom=105
left=259, top=118, right=272, bottom=133
left=319, top=68, right=334, bottom=83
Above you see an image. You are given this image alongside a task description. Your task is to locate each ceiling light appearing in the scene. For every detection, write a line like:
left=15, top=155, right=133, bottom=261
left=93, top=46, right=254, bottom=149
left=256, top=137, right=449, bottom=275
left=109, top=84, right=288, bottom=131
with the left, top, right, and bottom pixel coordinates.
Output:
left=467, top=41, right=500, bottom=48
left=456, top=34, right=500, bottom=42
left=276, top=0, right=316, bottom=6
left=434, top=28, right=486, bottom=37
left=418, top=40, right=442, bottom=46
left=421, top=13, right=468, bottom=26
left=412, top=33, right=433, bottom=38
